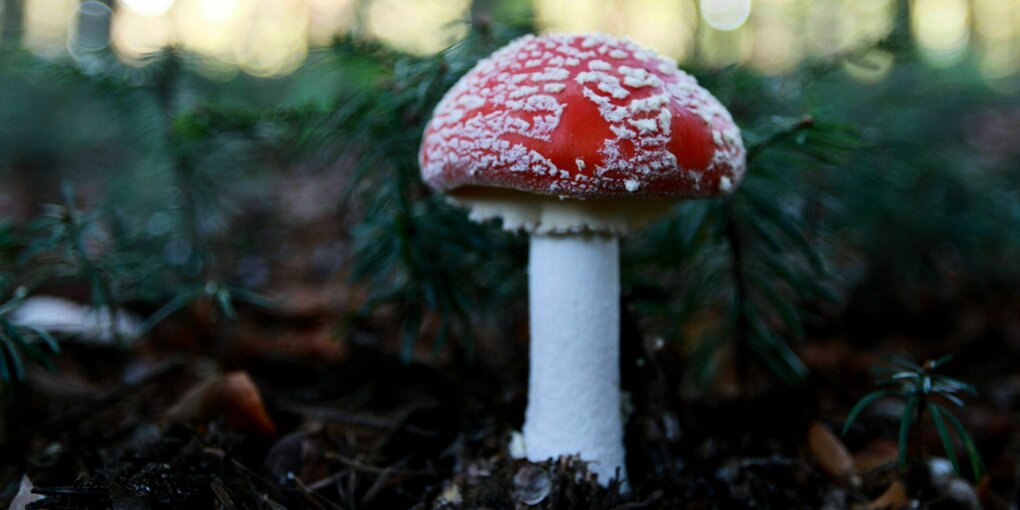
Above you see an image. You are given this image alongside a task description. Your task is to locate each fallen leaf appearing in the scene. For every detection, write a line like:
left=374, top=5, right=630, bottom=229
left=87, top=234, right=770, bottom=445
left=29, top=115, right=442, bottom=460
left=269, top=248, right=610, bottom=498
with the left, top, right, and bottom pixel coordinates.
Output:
left=976, top=475, right=1011, bottom=510
left=8, top=476, right=43, bottom=510
left=808, top=421, right=859, bottom=486
left=867, top=479, right=909, bottom=510
left=12, top=296, right=142, bottom=343
left=853, top=438, right=899, bottom=473
left=165, top=371, right=277, bottom=437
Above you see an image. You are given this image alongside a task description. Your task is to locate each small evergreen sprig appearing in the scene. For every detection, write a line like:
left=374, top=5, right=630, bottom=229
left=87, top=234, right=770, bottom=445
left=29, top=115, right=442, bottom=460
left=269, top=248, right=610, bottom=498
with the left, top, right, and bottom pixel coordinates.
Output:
left=843, top=355, right=984, bottom=479
left=0, top=220, right=15, bottom=289
left=627, top=116, right=858, bottom=388
left=21, top=186, right=122, bottom=328
left=318, top=22, right=531, bottom=361
left=721, top=117, right=856, bottom=386
left=141, top=280, right=272, bottom=334
left=0, top=287, right=61, bottom=389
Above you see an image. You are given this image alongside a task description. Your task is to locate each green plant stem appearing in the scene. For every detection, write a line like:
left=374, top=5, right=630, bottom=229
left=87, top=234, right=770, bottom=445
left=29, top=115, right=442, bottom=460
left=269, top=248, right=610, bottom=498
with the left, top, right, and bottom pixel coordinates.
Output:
left=155, top=52, right=204, bottom=269
left=61, top=189, right=119, bottom=342
left=911, top=393, right=929, bottom=504
left=725, top=199, right=750, bottom=388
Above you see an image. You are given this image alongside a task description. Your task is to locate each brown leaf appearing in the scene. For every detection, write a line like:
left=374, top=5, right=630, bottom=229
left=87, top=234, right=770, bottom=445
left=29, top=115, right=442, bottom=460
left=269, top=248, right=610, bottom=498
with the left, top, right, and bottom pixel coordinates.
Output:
left=165, top=371, right=277, bottom=437
left=808, top=421, right=859, bottom=485
left=867, top=479, right=910, bottom=510
left=230, top=322, right=349, bottom=365
left=976, top=475, right=1011, bottom=510
left=853, top=438, right=899, bottom=473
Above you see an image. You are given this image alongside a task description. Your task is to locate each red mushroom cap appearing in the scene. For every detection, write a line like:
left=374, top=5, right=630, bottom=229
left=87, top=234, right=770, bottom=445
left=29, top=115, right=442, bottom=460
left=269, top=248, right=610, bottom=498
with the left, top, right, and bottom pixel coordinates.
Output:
left=419, top=33, right=745, bottom=200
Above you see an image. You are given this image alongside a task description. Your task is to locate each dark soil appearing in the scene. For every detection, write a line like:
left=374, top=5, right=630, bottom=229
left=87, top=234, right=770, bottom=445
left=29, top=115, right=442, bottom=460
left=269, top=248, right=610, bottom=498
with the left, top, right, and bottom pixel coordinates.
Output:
left=1, top=286, right=1017, bottom=509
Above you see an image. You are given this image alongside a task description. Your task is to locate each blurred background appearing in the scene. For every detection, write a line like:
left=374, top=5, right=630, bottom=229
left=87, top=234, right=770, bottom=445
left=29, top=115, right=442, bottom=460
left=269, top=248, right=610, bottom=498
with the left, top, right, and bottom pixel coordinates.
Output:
left=1, top=0, right=1019, bottom=508
left=5, top=0, right=1020, bottom=85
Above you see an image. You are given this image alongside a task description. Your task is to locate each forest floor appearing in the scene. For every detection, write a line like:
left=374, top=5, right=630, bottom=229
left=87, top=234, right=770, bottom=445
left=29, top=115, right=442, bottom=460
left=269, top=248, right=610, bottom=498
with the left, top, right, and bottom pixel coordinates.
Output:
left=0, top=281, right=1018, bottom=510
left=1, top=174, right=1018, bottom=510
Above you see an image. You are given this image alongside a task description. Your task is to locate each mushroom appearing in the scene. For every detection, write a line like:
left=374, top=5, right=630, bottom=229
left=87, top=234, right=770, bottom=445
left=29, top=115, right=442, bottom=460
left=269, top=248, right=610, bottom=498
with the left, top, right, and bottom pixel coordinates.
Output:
left=419, top=33, right=745, bottom=486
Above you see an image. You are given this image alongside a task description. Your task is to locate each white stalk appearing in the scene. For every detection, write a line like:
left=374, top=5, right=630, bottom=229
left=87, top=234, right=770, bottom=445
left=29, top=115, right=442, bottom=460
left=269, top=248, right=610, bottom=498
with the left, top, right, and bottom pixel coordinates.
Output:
left=524, top=233, right=626, bottom=487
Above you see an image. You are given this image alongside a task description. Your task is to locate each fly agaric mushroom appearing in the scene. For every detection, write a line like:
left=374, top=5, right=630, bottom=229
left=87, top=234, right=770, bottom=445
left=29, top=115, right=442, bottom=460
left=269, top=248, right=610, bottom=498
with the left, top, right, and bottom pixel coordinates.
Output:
left=419, top=33, right=745, bottom=486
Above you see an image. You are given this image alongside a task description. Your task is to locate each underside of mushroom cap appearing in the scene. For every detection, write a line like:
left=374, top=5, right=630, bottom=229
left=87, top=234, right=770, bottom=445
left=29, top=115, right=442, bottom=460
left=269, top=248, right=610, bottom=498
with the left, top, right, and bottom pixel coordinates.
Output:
left=448, top=187, right=676, bottom=235
left=419, top=33, right=746, bottom=234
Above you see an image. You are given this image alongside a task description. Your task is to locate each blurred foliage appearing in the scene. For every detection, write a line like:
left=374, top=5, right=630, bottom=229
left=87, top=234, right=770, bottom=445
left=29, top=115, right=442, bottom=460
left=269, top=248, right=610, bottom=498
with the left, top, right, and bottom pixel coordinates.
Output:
left=0, top=221, right=15, bottom=290
left=22, top=186, right=121, bottom=316
left=626, top=116, right=859, bottom=387
left=0, top=287, right=60, bottom=390
left=312, top=27, right=533, bottom=361
left=0, top=1, right=1018, bottom=390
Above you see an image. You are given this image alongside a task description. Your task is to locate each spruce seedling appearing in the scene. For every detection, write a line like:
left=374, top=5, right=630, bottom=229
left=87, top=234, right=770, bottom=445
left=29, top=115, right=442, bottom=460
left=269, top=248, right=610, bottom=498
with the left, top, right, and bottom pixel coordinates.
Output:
left=141, top=281, right=272, bottom=334
left=843, top=355, right=983, bottom=480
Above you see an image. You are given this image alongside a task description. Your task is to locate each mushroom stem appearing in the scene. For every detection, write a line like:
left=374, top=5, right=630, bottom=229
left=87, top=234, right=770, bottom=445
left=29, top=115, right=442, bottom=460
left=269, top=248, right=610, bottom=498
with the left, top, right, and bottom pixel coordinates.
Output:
left=525, top=232, right=626, bottom=487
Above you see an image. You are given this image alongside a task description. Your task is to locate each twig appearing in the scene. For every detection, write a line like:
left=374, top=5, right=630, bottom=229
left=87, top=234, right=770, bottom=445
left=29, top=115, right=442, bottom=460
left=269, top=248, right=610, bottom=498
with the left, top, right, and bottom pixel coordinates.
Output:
left=360, top=460, right=404, bottom=504
left=324, top=454, right=420, bottom=478
left=279, top=401, right=437, bottom=438
left=746, top=115, right=814, bottom=162
left=610, top=490, right=664, bottom=510
left=286, top=473, right=337, bottom=510
left=50, top=357, right=187, bottom=428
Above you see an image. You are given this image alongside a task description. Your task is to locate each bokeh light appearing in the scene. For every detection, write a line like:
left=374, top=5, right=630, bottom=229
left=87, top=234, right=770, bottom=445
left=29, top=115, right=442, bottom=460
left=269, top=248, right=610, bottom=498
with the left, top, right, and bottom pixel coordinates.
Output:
left=843, top=49, right=895, bottom=83
left=700, top=0, right=752, bottom=31
left=10, top=0, right=1020, bottom=90
left=72, top=1, right=113, bottom=53
left=307, top=0, right=357, bottom=46
left=847, top=0, right=896, bottom=44
left=973, top=0, right=1020, bottom=89
left=911, top=0, right=971, bottom=67
left=535, top=0, right=609, bottom=33
left=698, top=21, right=753, bottom=67
left=615, top=0, right=698, bottom=60
left=111, top=7, right=173, bottom=63
left=748, top=0, right=801, bottom=74
left=23, top=0, right=78, bottom=57
left=199, top=0, right=240, bottom=23
left=234, top=0, right=309, bottom=77
left=119, top=0, right=176, bottom=17
left=803, top=1, right=851, bottom=57
left=173, top=0, right=247, bottom=66
left=366, top=0, right=471, bottom=55
left=538, top=0, right=698, bottom=60
left=973, top=0, right=1018, bottom=41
